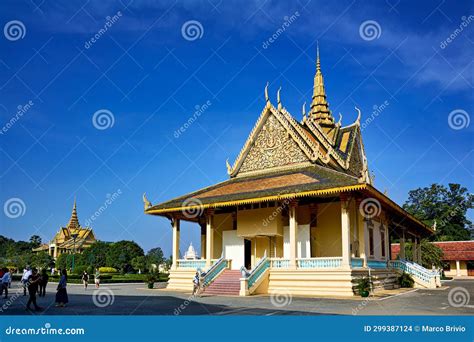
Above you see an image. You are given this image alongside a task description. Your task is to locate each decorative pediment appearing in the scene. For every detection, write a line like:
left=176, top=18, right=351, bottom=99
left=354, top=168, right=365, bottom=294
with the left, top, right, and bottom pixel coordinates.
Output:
left=229, top=103, right=318, bottom=177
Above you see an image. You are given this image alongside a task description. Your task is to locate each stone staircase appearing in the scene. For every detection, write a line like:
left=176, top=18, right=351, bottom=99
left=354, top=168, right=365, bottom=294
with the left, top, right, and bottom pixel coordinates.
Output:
left=202, top=270, right=241, bottom=296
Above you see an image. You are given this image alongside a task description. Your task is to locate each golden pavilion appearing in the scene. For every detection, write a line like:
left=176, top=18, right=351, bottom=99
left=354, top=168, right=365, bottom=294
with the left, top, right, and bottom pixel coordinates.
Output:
left=33, top=199, right=96, bottom=259
left=144, top=49, right=439, bottom=296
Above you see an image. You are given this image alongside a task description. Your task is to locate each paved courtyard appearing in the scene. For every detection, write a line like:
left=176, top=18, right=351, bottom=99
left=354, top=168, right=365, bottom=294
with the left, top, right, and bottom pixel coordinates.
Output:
left=1, top=280, right=473, bottom=316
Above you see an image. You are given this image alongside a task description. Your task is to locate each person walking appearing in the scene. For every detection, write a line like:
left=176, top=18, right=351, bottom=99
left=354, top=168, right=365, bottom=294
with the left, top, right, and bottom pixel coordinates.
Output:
left=192, top=271, right=201, bottom=296
left=38, top=269, right=49, bottom=297
left=26, top=268, right=42, bottom=311
left=21, top=267, right=32, bottom=296
left=55, top=269, right=68, bottom=307
left=82, top=271, right=89, bottom=290
left=94, top=269, right=100, bottom=288
left=0, top=268, right=11, bottom=299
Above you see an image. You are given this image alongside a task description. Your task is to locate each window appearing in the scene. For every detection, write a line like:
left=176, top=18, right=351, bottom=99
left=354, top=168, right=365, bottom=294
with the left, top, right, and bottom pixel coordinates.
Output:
left=380, top=229, right=386, bottom=257
left=368, top=228, right=374, bottom=257
left=443, top=262, right=451, bottom=271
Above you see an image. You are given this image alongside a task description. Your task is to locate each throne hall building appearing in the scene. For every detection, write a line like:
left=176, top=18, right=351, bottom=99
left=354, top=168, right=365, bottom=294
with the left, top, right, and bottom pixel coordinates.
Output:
left=144, top=50, right=439, bottom=296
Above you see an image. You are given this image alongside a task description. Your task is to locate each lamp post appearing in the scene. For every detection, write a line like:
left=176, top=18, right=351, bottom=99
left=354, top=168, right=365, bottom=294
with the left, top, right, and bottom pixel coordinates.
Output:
left=71, top=233, right=79, bottom=273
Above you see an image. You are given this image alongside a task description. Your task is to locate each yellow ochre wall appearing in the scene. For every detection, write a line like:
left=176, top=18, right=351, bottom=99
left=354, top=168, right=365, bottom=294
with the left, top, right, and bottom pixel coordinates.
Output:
left=212, top=213, right=233, bottom=259
left=237, top=207, right=283, bottom=237
left=444, top=260, right=471, bottom=277
left=311, top=202, right=342, bottom=257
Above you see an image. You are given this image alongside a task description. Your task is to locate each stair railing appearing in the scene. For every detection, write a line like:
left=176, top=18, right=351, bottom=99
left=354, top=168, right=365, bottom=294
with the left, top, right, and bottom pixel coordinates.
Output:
left=201, top=255, right=228, bottom=288
left=388, top=259, right=439, bottom=286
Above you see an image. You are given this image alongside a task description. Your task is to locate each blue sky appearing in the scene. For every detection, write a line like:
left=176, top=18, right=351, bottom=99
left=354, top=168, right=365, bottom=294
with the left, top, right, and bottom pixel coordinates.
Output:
left=0, top=0, right=472, bottom=257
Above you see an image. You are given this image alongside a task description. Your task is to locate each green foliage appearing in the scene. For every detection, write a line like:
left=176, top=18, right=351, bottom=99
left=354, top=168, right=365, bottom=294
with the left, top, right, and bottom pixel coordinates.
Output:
left=99, top=267, right=117, bottom=273
left=398, top=272, right=414, bottom=288
left=29, top=235, right=42, bottom=248
left=31, top=251, right=54, bottom=270
left=146, top=247, right=164, bottom=267
left=403, top=183, right=473, bottom=241
left=355, top=276, right=372, bottom=295
left=131, top=255, right=148, bottom=273
left=404, top=239, right=444, bottom=268
left=106, top=240, right=144, bottom=272
left=81, top=241, right=111, bottom=268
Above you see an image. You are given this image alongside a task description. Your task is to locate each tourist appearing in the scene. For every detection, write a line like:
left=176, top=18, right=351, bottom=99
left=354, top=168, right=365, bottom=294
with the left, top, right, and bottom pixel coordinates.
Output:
left=21, top=267, right=32, bottom=296
left=192, top=271, right=200, bottom=296
left=38, top=269, right=49, bottom=297
left=94, top=268, right=100, bottom=288
left=55, top=269, right=68, bottom=307
left=82, top=271, right=89, bottom=290
left=0, top=268, right=11, bottom=299
left=26, top=268, right=42, bottom=311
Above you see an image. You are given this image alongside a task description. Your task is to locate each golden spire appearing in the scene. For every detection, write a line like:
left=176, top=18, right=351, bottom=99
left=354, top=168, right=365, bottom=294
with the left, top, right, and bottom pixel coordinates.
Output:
left=309, top=43, right=335, bottom=127
left=67, top=197, right=80, bottom=230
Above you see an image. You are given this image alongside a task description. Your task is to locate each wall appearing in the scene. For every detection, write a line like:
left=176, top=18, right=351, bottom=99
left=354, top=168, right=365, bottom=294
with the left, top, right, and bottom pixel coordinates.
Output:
left=237, top=207, right=283, bottom=237
left=311, top=202, right=342, bottom=257
left=444, top=260, right=470, bottom=277
left=212, top=213, right=233, bottom=259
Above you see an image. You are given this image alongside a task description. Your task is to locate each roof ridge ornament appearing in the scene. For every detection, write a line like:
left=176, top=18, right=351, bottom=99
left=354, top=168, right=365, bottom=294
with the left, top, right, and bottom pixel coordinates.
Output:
left=302, top=102, right=307, bottom=124
left=355, top=106, right=361, bottom=125
left=226, top=158, right=232, bottom=175
left=337, top=113, right=342, bottom=126
left=143, top=193, right=152, bottom=210
left=264, top=82, right=269, bottom=104
left=277, top=87, right=282, bottom=110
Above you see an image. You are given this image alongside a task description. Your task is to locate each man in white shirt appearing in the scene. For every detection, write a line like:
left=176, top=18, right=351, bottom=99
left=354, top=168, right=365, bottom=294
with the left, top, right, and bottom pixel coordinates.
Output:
left=1, top=268, right=11, bottom=298
left=21, top=267, right=32, bottom=296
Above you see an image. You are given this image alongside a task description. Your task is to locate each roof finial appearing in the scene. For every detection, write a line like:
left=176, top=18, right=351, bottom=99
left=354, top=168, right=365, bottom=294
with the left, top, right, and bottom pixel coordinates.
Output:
left=355, top=106, right=361, bottom=124
left=309, top=42, right=335, bottom=127
left=143, top=193, right=152, bottom=210
left=277, top=87, right=282, bottom=110
left=67, top=197, right=80, bottom=229
left=226, top=158, right=232, bottom=175
left=316, top=40, right=320, bottom=71
left=264, top=82, right=269, bottom=103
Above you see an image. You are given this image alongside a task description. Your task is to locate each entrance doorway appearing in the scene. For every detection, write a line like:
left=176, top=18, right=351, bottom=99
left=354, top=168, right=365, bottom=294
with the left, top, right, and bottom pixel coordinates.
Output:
left=244, top=239, right=252, bottom=270
left=467, top=261, right=474, bottom=276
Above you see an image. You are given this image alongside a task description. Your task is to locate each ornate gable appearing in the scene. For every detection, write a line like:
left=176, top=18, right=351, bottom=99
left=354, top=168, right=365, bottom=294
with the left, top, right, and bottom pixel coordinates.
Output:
left=239, top=113, right=310, bottom=174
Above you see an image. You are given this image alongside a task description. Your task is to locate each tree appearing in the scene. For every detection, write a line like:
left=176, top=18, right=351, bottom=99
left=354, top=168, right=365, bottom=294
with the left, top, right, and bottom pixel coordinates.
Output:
left=106, top=240, right=144, bottom=272
left=32, top=251, right=54, bottom=270
left=146, top=247, right=164, bottom=268
left=29, top=235, right=42, bottom=248
left=81, top=241, right=110, bottom=268
left=403, top=183, right=473, bottom=241
left=131, top=255, right=148, bottom=273
left=404, top=239, right=444, bottom=268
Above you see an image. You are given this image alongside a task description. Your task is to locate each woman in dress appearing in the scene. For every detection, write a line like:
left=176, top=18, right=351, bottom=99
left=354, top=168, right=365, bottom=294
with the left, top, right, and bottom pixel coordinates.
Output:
left=55, top=269, right=69, bottom=307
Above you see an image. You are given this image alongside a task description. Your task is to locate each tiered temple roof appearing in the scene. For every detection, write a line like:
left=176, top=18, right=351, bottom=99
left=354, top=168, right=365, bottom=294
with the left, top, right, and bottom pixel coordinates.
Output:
left=144, top=48, right=432, bottom=235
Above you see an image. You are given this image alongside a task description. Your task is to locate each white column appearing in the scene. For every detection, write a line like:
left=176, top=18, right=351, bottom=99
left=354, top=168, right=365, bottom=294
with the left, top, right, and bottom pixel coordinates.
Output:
left=172, top=218, right=180, bottom=270
left=341, top=196, right=351, bottom=268
left=456, top=260, right=461, bottom=276
left=399, top=230, right=406, bottom=259
left=206, top=210, right=214, bottom=266
left=289, top=200, right=298, bottom=269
